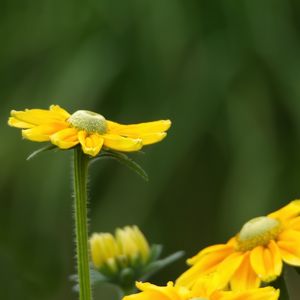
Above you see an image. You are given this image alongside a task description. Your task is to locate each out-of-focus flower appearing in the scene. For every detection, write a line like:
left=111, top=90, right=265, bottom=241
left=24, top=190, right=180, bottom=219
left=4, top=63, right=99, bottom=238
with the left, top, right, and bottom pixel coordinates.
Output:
left=177, top=200, right=300, bottom=290
left=90, top=226, right=150, bottom=275
left=8, top=105, right=171, bottom=156
left=89, top=225, right=183, bottom=293
left=123, top=273, right=279, bottom=300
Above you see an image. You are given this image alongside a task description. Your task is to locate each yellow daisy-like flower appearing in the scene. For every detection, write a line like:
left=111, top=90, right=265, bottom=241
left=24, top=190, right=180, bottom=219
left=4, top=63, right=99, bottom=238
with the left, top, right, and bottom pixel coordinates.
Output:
left=8, top=105, right=171, bottom=156
left=123, top=273, right=279, bottom=300
left=177, top=200, right=300, bottom=291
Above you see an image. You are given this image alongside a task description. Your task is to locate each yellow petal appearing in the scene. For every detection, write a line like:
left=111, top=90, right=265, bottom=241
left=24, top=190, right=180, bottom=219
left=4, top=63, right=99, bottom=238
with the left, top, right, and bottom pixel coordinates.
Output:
left=188, top=241, right=235, bottom=265
left=8, top=117, right=35, bottom=129
left=137, top=132, right=168, bottom=145
left=287, top=216, right=300, bottom=231
left=249, top=241, right=282, bottom=282
left=123, top=291, right=158, bottom=300
left=50, top=128, right=79, bottom=149
left=191, top=272, right=236, bottom=299
left=230, top=253, right=261, bottom=291
left=216, top=252, right=245, bottom=287
left=107, top=120, right=171, bottom=145
left=103, top=134, right=143, bottom=152
left=123, top=282, right=185, bottom=300
left=22, top=122, right=68, bottom=142
left=107, top=120, right=171, bottom=136
left=10, top=105, right=70, bottom=127
left=49, top=105, right=70, bottom=119
left=78, top=131, right=104, bottom=156
left=277, top=229, right=300, bottom=265
left=176, top=247, right=236, bottom=288
left=211, top=287, right=279, bottom=300
left=268, top=200, right=300, bottom=222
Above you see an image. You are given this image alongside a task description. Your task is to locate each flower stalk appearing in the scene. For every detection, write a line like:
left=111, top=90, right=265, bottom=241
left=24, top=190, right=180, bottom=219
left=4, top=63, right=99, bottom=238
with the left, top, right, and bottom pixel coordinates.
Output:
left=8, top=105, right=172, bottom=299
left=73, top=146, right=92, bottom=300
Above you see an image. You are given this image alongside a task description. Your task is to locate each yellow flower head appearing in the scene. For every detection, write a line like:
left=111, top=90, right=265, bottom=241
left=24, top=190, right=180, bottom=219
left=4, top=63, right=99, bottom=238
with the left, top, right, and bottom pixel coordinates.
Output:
left=176, top=200, right=300, bottom=291
left=90, top=225, right=150, bottom=274
left=123, top=274, right=279, bottom=300
left=8, top=105, right=171, bottom=156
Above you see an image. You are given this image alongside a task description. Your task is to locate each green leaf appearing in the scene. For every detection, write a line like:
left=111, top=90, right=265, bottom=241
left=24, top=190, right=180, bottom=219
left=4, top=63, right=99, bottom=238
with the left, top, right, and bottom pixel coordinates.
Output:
left=148, top=244, right=163, bottom=262
left=141, top=250, right=185, bottom=281
left=26, top=144, right=57, bottom=160
left=91, top=150, right=149, bottom=181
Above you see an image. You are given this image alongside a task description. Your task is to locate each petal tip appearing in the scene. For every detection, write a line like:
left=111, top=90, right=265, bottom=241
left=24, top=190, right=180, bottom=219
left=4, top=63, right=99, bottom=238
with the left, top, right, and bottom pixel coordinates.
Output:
left=10, top=110, right=17, bottom=116
left=165, top=119, right=172, bottom=129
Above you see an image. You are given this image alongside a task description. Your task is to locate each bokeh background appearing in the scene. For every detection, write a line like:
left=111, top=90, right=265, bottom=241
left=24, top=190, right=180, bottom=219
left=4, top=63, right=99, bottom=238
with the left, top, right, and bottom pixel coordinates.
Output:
left=1, top=0, right=300, bottom=299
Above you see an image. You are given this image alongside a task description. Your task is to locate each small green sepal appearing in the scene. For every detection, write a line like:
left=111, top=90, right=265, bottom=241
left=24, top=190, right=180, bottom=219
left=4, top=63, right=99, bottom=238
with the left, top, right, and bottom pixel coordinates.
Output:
left=91, top=149, right=149, bottom=181
left=26, top=144, right=57, bottom=160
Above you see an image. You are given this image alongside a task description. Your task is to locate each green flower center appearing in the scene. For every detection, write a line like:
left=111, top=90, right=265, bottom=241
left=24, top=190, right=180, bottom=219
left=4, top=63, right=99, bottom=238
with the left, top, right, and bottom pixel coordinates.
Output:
left=236, top=216, right=281, bottom=251
left=68, top=110, right=107, bottom=134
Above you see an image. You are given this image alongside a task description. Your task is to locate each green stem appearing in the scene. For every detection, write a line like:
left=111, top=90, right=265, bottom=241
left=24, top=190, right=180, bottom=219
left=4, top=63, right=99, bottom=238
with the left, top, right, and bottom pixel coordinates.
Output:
left=73, top=147, right=92, bottom=300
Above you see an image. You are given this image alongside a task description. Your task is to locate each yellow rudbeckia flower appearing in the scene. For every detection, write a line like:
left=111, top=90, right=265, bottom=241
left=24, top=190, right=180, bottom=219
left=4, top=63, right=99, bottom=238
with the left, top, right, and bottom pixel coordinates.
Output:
left=123, top=274, right=279, bottom=300
left=8, top=105, right=171, bottom=156
left=177, top=200, right=300, bottom=291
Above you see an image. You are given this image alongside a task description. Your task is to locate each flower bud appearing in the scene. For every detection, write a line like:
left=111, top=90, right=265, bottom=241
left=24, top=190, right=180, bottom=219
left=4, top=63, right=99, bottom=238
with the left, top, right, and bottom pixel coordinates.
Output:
left=89, top=225, right=182, bottom=293
left=89, top=225, right=150, bottom=277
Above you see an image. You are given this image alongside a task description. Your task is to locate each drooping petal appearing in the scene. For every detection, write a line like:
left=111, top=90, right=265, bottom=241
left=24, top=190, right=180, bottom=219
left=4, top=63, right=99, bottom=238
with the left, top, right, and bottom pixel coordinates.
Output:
left=268, top=200, right=300, bottom=222
left=103, top=134, right=143, bottom=152
left=216, top=252, right=245, bottom=287
left=249, top=241, right=282, bottom=282
left=286, top=216, right=300, bottom=231
left=277, top=229, right=300, bottom=266
left=107, top=120, right=171, bottom=136
left=107, top=120, right=171, bottom=145
left=187, top=240, right=235, bottom=265
left=8, top=117, right=35, bottom=129
left=136, top=132, right=168, bottom=145
left=50, top=128, right=79, bottom=149
left=176, top=246, right=236, bottom=288
left=230, top=253, right=261, bottom=291
left=78, top=131, right=104, bottom=156
left=22, top=122, right=68, bottom=142
left=9, top=105, right=70, bottom=128
left=211, top=287, right=279, bottom=300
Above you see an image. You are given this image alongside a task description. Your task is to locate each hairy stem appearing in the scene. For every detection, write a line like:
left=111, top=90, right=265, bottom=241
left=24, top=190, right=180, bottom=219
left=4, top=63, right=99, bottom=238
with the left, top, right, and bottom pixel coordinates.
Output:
left=73, top=147, right=92, bottom=300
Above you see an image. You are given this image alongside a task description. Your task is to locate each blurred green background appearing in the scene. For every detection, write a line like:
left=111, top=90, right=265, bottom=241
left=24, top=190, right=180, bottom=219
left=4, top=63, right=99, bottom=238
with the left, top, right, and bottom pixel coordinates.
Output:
left=1, top=0, right=300, bottom=299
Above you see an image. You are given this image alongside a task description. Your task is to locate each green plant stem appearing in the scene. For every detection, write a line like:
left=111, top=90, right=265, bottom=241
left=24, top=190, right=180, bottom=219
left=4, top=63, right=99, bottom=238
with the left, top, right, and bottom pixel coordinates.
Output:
left=73, top=147, right=92, bottom=300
